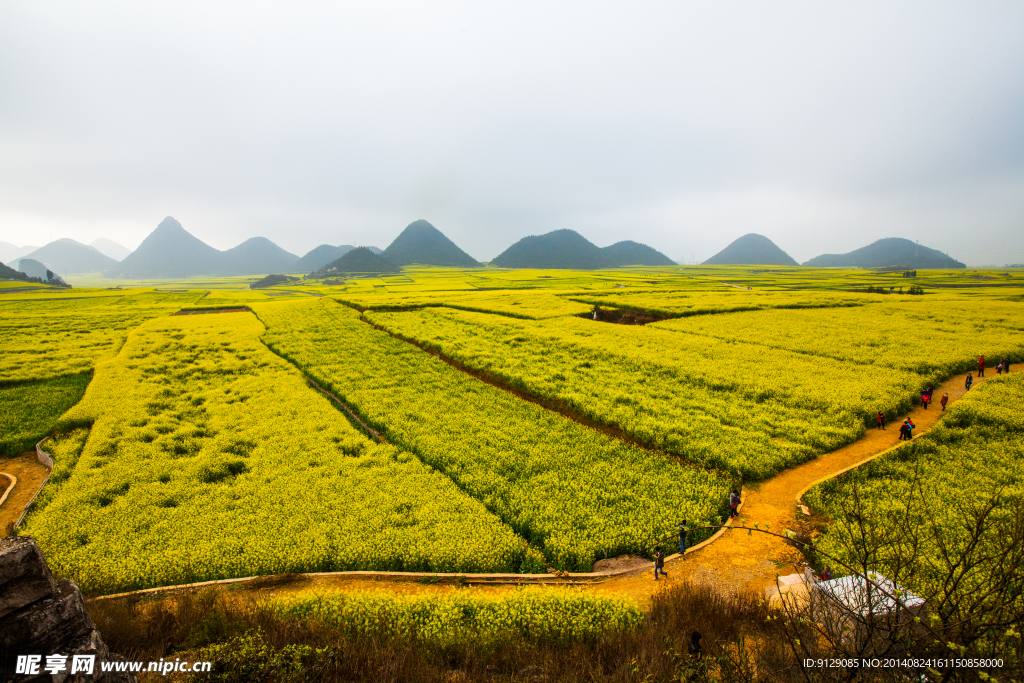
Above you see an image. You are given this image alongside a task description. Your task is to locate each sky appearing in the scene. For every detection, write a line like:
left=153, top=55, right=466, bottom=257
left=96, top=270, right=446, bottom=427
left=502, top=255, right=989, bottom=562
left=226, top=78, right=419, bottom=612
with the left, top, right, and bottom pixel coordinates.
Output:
left=1, top=2, right=1022, bottom=266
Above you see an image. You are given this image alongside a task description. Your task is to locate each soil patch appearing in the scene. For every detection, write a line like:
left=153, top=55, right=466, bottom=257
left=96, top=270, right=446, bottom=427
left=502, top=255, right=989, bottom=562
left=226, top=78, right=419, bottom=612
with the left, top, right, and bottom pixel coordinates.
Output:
left=577, top=307, right=672, bottom=325
left=172, top=307, right=251, bottom=315
left=0, top=451, right=50, bottom=531
left=592, top=555, right=650, bottom=573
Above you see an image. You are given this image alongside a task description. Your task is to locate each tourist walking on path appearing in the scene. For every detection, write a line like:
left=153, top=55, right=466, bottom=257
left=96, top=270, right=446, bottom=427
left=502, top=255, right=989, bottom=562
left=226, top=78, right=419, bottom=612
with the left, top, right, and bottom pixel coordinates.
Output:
left=1006, top=358, right=1012, bottom=374
left=653, top=548, right=667, bottom=580
left=966, top=373, right=974, bottom=391
left=997, top=361, right=1004, bottom=375
left=921, top=390, right=930, bottom=409
left=940, top=392, right=949, bottom=411
left=899, top=421, right=910, bottom=441
left=729, top=490, right=741, bottom=518
left=676, top=520, right=688, bottom=556
left=907, top=418, right=916, bottom=438
left=877, top=411, right=885, bottom=430
left=979, top=356, right=986, bottom=377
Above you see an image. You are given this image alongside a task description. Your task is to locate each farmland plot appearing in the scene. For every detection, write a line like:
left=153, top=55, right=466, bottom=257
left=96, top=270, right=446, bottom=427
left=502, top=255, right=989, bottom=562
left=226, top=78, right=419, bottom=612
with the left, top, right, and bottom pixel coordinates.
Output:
left=24, top=313, right=539, bottom=594
left=364, top=306, right=924, bottom=478
left=252, top=299, right=730, bottom=571
left=651, top=299, right=1024, bottom=379
left=0, top=290, right=201, bottom=384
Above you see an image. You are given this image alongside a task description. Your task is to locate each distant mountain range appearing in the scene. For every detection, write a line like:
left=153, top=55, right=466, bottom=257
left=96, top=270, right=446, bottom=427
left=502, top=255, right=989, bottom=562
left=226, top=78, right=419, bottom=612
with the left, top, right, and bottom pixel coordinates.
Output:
left=5, top=217, right=973, bottom=280
left=491, top=230, right=675, bottom=269
left=317, top=247, right=400, bottom=275
left=108, top=217, right=298, bottom=278
left=383, top=220, right=479, bottom=267
left=803, top=238, right=965, bottom=269
left=19, top=238, right=119, bottom=274
left=702, top=234, right=798, bottom=266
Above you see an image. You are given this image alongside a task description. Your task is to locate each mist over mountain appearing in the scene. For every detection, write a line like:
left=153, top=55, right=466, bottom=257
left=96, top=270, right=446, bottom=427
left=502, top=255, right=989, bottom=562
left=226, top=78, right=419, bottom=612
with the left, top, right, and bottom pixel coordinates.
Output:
left=0, top=242, right=39, bottom=264
left=108, top=217, right=223, bottom=277
left=491, top=230, right=675, bottom=269
left=491, top=230, right=611, bottom=269
left=90, top=238, right=131, bottom=261
left=107, top=217, right=300, bottom=278
left=220, top=237, right=298, bottom=275
left=803, top=238, right=965, bottom=268
left=382, top=220, right=479, bottom=267
left=602, top=240, right=677, bottom=266
left=22, top=238, right=118, bottom=274
left=702, top=234, right=798, bottom=266
left=293, top=244, right=355, bottom=273
left=317, top=247, right=400, bottom=275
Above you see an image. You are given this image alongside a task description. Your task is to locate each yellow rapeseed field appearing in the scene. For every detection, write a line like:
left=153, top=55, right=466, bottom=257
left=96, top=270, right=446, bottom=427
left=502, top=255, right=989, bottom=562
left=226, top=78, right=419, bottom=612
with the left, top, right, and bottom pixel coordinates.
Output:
left=25, top=312, right=541, bottom=594
left=252, top=298, right=730, bottom=571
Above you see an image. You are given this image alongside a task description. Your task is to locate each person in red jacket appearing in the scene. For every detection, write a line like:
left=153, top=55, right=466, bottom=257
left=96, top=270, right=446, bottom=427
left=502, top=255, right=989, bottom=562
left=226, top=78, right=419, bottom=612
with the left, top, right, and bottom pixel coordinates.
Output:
left=877, top=411, right=885, bottom=430
left=921, top=390, right=930, bottom=409
left=979, top=356, right=986, bottom=377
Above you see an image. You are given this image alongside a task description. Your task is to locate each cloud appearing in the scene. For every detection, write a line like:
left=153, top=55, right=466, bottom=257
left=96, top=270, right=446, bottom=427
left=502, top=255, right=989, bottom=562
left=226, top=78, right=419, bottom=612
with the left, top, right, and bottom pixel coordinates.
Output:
left=1, top=1, right=1022, bottom=264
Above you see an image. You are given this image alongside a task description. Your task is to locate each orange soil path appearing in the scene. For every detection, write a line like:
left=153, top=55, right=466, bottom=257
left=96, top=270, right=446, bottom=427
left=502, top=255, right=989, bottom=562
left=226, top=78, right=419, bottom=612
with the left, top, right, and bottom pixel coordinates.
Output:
left=594, top=371, right=983, bottom=605
left=92, top=370, right=995, bottom=609
left=0, top=451, right=50, bottom=531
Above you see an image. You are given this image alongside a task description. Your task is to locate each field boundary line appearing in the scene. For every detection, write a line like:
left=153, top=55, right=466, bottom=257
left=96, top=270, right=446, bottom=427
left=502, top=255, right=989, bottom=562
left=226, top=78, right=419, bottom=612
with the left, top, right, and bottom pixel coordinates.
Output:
left=303, top=375, right=388, bottom=444
left=0, top=473, right=16, bottom=508
left=353, top=305, right=726, bottom=479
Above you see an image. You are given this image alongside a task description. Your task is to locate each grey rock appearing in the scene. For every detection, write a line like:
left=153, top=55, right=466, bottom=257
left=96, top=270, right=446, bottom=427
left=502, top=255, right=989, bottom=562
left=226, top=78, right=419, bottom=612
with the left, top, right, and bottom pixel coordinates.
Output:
left=0, top=537, right=56, bottom=619
left=0, top=537, right=135, bottom=683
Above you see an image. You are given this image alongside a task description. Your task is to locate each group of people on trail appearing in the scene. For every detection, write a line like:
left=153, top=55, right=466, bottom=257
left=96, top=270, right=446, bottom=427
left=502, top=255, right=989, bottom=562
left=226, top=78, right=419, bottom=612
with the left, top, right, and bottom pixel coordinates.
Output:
left=921, top=385, right=935, bottom=409
left=898, top=418, right=916, bottom=441
left=972, top=356, right=1012, bottom=387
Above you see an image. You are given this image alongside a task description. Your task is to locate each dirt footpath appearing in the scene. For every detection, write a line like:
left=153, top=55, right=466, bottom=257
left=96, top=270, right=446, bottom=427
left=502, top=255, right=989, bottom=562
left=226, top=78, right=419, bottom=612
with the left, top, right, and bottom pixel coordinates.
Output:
left=0, top=451, right=50, bottom=531
left=623, top=371, right=983, bottom=600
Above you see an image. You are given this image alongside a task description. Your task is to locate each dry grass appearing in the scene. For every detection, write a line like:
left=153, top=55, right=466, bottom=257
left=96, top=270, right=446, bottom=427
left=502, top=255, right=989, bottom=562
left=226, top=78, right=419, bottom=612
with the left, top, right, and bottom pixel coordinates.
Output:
left=87, top=582, right=799, bottom=682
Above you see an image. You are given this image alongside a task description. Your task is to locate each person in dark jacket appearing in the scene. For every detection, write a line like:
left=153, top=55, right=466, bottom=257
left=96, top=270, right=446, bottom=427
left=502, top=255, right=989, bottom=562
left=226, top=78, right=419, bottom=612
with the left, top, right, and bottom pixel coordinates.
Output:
left=729, top=490, right=741, bottom=518
left=676, top=520, right=688, bottom=556
left=966, top=372, right=974, bottom=391
left=689, top=631, right=703, bottom=658
left=940, top=392, right=949, bottom=410
left=653, top=547, right=667, bottom=580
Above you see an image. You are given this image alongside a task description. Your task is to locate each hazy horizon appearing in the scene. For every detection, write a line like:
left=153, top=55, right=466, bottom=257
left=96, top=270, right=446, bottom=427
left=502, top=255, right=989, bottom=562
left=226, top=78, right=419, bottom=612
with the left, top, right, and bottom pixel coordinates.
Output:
left=2, top=2, right=1022, bottom=266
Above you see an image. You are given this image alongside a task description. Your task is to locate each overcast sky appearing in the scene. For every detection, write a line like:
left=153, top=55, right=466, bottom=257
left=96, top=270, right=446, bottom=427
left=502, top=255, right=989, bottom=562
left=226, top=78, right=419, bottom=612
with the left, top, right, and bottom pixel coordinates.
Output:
left=1, top=2, right=1022, bottom=265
